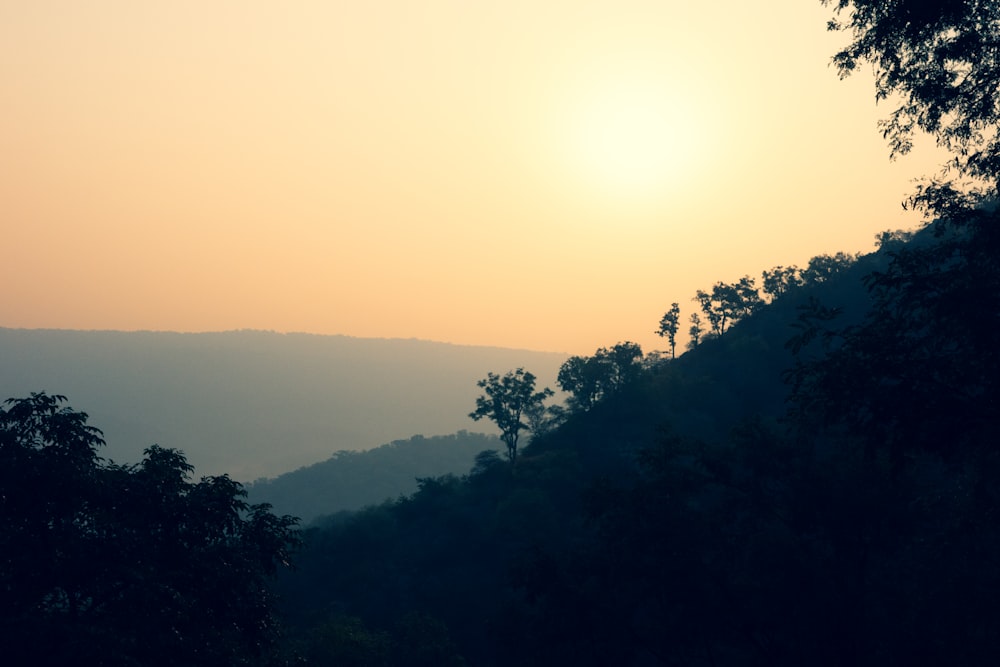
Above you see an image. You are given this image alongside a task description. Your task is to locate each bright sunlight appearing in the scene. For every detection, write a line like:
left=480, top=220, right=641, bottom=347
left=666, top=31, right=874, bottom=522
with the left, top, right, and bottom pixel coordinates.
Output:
left=564, top=75, right=705, bottom=204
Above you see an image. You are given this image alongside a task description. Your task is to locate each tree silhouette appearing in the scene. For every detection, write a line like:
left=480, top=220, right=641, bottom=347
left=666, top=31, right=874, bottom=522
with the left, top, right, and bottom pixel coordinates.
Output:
left=557, top=342, right=644, bottom=413
left=0, top=393, right=300, bottom=666
left=469, top=369, right=553, bottom=464
left=823, top=0, right=1000, bottom=207
left=557, top=355, right=604, bottom=412
left=788, top=215, right=1000, bottom=468
left=800, top=252, right=858, bottom=285
left=694, top=276, right=762, bottom=338
left=687, top=312, right=704, bottom=350
left=656, top=302, right=681, bottom=358
left=761, top=265, right=803, bottom=300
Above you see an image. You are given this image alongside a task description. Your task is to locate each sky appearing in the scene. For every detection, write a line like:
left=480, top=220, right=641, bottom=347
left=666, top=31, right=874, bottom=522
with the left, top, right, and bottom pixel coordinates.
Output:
left=1, top=0, right=949, bottom=355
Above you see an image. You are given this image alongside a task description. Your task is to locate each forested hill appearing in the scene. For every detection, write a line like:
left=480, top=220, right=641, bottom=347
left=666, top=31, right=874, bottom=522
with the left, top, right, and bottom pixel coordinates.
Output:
left=246, top=431, right=503, bottom=524
left=279, top=218, right=1000, bottom=664
left=0, top=329, right=565, bottom=480
left=533, top=247, right=885, bottom=467
left=5, top=2, right=999, bottom=664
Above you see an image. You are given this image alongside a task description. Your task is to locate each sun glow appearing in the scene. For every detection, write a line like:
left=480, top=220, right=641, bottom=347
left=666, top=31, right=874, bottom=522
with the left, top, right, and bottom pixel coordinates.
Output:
left=560, top=74, right=707, bottom=205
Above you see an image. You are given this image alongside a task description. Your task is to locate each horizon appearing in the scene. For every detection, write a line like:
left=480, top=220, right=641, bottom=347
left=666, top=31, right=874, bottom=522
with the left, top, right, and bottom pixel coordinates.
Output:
left=1, top=1, right=948, bottom=356
left=0, top=326, right=570, bottom=479
left=0, top=325, right=575, bottom=356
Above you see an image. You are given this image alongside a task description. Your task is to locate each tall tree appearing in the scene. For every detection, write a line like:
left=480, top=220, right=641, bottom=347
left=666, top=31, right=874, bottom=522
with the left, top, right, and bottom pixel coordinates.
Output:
left=687, top=312, right=704, bottom=350
left=469, top=369, right=553, bottom=464
left=656, top=303, right=682, bottom=359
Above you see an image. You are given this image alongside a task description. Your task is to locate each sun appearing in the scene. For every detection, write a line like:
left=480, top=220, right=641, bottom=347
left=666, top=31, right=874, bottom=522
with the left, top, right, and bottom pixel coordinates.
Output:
left=561, top=75, right=704, bottom=204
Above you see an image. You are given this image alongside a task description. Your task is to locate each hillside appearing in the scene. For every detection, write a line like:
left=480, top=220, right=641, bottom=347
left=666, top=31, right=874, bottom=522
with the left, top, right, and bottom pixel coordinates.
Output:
left=247, top=431, right=503, bottom=523
left=278, top=222, right=1000, bottom=664
left=0, top=329, right=566, bottom=480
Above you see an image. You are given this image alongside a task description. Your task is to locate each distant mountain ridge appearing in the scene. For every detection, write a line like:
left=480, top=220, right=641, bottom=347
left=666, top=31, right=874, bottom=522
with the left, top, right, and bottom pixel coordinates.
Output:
left=0, top=328, right=567, bottom=480
left=247, top=431, right=504, bottom=524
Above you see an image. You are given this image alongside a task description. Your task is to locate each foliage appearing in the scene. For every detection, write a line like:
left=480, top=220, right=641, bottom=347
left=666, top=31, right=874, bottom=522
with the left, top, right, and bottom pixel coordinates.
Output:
left=800, top=251, right=860, bottom=284
left=874, top=228, right=916, bottom=250
left=557, top=342, right=645, bottom=413
left=0, top=393, right=300, bottom=666
left=761, top=265, right=803, bottom=300
left=271, top=10, right=1000, bottom=665
left=295, top=614, right=393, bottom=667
left=687, top=312, right=704, bottom=349
left=278, top=222, right=1000, bottom=664
left=693, top=276, right=762, bottom=337
left=655, top=303, right=682, bottom=358
left=823, top=0, right=1000, bottom=207
left=519, top=413, right=1000, bottom=665
left=469, top=369, right=554, bottom=464
left=284, top=211, right=1000, bottom=664
left=787, top=211, right=1000, bottom=467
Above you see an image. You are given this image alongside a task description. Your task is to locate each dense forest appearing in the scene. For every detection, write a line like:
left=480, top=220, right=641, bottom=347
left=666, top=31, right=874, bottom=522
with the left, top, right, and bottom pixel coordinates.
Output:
left=3, top=2, right=1000, bottom=665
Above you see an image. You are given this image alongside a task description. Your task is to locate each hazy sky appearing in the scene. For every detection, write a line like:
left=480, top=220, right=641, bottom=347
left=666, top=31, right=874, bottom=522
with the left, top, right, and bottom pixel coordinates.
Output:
left=1, top=1, right=947, bottom=355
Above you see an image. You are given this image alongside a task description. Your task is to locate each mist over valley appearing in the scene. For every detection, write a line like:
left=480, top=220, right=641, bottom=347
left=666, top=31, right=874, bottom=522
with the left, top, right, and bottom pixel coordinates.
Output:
left=0, top=328, right=566, bottom=480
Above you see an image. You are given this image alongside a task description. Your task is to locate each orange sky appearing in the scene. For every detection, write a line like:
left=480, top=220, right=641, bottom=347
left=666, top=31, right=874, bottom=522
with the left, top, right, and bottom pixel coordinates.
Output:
left=1, top=1, right=947, bottom=355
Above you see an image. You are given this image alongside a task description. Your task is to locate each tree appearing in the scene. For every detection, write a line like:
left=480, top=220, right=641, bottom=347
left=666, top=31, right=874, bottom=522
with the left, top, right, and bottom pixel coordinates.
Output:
left=557, top=342, right=645, bottom=413
left=469, top=369, right=553, bottom=464
left=787, top=214, right=1000, bottom=468
left=0, top=393, right=300, bottom=667
left=761, top=265, right=803, bottom=300
left=298, top=614, right=392, bottom=667
left=694, top=276, right=762, bottom=338
left=656, top=303, right=682, bottom=359
left=823, top=0, right=1000, bottom=209
left=557, top=355, right=604, bottom=412
left=602, top=341, right=645, bottom=391
left=813, top=0, right=1000, bottom=466
left=875, top=229, right=916, bottom=250
left=687, top=312, right=704, bottom=350
left=800, top=251, right=859, bottom=285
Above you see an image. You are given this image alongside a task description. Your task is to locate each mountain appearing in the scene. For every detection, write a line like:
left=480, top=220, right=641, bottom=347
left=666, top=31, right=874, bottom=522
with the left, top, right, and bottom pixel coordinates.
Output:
left=277, top=245, right=909, bottom=665
left=246, top=431, right=503, bottom=523
left=0, top=329, right=566, bottom=480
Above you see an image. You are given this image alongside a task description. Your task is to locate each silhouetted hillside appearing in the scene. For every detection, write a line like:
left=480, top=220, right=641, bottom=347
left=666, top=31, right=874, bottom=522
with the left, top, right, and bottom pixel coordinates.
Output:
left=281, top=230, right=1000, bottom=666
left=247, top=431, right=503, bottom=523
left=528, top=249, right=886, bottom=471
left=0, top=329, right=566, bottom=479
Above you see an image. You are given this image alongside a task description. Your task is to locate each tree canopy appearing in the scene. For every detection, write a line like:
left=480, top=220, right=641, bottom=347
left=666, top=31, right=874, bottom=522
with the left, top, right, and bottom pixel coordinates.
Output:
left=557, top=342, right=645, bottom=413
left=469, top=369, right=553, bottom=464
left=0, top=393, right=300, bottom=666
left=655, top=303, right=681, bottom=359
left=693, top=277, right=762, bottom=338
left=824, top=0, right=1000, bottom=207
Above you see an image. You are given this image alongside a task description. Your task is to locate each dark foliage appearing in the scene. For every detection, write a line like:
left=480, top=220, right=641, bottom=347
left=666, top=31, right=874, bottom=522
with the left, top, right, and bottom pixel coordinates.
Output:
left=279, top=216, right=1000, bottom=664
left=788, top=210, right=1000, bottom=466
left=469, top=369, right=554, bottom=464
left=825, top=0, right=1000, bottom=195
left=15, top=9, right=1000, bottom=662
left=557, top=341, right=645, bottom=413
left=0, top=393, right=300, bottom=667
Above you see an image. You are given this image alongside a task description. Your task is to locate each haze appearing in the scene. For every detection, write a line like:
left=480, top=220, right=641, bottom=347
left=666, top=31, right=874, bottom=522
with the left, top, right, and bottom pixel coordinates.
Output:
left=1, top=1, right=946, bottom=354
left=0, top=327, right=567, bottom=479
